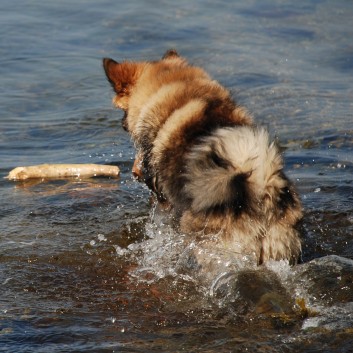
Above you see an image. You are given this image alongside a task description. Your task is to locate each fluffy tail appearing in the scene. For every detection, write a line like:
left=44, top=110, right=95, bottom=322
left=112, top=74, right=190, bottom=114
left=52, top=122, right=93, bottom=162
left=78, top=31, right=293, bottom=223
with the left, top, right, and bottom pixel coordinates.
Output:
left=183, top=126, right=300, bottom=221
left=182, top=125, right=302, bottom=264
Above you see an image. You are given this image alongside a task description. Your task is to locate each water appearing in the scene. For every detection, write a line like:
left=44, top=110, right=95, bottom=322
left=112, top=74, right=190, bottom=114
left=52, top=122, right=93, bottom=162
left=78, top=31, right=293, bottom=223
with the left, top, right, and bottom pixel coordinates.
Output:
left=1, top=0, right=352, bottom=352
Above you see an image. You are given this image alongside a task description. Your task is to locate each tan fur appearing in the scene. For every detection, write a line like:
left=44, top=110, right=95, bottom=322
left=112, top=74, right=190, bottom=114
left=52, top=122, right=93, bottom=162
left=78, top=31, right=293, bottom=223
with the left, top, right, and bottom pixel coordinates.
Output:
left=103, top=50, right=303, bottom=264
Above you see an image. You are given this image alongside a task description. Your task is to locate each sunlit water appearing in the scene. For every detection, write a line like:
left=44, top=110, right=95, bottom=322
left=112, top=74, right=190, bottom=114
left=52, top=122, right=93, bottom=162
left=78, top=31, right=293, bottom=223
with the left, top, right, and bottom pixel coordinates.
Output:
left=1, top=0, right=352, bottom=352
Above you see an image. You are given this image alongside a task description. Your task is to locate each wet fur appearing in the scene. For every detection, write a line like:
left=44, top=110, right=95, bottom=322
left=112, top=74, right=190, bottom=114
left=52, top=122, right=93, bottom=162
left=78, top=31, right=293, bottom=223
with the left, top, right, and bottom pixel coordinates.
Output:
left=103, top=50, right=302, bottom=264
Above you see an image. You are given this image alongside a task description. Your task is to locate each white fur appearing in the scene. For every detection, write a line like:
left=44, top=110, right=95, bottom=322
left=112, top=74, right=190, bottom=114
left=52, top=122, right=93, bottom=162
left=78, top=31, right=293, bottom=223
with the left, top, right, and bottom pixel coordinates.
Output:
left=184, top=126, right=284, bottom=212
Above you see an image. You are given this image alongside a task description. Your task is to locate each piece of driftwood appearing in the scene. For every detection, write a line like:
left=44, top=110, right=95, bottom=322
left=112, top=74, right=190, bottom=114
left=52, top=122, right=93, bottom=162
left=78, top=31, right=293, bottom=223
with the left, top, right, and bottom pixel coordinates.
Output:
left=6, top=164, right=120, bottom=180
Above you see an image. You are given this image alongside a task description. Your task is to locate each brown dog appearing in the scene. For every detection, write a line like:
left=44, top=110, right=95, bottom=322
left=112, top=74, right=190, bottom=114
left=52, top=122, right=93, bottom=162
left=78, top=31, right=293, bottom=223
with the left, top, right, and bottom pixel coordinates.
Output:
left=103, top=50, right=302, bottom=264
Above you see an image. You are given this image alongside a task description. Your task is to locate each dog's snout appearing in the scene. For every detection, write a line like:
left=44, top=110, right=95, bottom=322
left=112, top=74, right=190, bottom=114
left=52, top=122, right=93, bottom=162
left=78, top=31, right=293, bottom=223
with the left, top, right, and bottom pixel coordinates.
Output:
left=132, top=156, right=143, bottom=180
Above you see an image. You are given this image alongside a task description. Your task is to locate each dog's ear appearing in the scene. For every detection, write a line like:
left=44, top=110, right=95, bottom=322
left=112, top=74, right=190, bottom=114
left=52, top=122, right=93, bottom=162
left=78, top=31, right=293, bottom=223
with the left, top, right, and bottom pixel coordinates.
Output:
left=162, top=49, right=180, bottom=59
left=102, top=58, right=140, bottom=95
left=162, top=49, right=188, bottom=66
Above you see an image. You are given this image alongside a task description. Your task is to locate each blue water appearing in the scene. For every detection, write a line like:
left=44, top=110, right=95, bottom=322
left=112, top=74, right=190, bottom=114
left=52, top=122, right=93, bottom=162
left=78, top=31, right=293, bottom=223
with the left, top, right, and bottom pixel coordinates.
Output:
left=1, top=1, right=352, bottom=352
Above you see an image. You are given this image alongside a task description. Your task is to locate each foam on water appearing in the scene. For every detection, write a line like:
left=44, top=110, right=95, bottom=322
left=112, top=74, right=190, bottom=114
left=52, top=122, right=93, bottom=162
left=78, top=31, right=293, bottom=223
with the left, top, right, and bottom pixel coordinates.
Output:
left=116, top=206, right=353, bottom=331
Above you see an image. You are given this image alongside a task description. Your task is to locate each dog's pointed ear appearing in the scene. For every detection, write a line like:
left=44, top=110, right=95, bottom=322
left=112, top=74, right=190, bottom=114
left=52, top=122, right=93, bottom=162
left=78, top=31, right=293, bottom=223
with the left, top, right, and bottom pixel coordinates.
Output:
left=102, top=58, right=140, bottom=94
left=162, top=49, right=180, bottom=59
left=162, top=49, right=187, bottom=66
left=103, top=58, right=120, bottom=87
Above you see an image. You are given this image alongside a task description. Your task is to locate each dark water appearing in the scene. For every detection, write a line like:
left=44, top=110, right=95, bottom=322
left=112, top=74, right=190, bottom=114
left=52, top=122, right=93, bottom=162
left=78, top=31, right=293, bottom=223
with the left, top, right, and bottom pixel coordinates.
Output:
left=1, top=0, right=353, bottom=352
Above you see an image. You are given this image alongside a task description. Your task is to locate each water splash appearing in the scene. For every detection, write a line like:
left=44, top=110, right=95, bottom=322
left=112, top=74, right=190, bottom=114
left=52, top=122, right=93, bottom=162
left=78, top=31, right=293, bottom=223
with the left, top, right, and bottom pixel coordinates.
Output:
left=114, top=205, right=353, bottom=333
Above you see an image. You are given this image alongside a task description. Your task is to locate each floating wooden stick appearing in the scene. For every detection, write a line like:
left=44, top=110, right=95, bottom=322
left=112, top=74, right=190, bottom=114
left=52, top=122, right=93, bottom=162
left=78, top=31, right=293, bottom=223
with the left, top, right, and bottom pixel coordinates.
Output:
left=6, top=164, right=120, bottom=180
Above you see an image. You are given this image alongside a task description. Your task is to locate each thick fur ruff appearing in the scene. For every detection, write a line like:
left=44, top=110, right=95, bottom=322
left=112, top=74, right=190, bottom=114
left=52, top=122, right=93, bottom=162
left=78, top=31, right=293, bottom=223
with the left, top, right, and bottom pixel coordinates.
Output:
left=103, top=50, right=302, bottom=264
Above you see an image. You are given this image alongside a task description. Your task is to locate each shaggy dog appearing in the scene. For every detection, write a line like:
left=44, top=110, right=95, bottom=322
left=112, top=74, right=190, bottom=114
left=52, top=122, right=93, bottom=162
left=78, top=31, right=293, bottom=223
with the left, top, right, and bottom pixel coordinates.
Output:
left=103, top=50, right=302, bottom=265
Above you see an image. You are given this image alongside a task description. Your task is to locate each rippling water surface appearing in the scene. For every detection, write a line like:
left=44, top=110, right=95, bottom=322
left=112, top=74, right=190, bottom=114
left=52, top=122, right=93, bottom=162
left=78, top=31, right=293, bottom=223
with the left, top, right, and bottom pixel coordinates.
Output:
left=1, top=1, right=352, bottom=352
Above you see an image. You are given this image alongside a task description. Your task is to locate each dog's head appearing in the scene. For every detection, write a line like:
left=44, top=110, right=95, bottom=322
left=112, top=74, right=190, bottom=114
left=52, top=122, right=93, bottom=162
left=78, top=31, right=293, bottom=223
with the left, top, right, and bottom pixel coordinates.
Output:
left=103, top=49, right=186, bottom=133
left=103, top=50, right=193, bottom=185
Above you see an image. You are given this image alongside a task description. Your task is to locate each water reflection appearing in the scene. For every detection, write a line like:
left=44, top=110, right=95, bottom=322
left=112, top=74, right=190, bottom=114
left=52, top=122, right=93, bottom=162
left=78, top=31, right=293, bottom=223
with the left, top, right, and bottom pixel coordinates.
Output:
left=1, top=0, right=353, bottom=351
